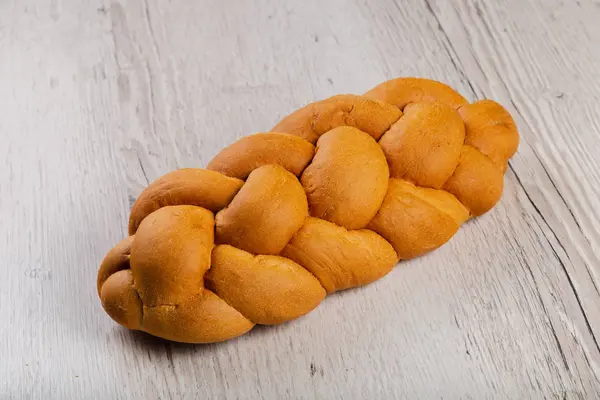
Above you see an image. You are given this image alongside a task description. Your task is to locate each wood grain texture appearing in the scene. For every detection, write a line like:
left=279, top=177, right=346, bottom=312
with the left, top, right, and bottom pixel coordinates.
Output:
left=2, top=0, right=600, bottom=398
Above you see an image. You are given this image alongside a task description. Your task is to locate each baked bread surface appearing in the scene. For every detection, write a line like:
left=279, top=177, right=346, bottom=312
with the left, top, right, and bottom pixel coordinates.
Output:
left=97, top=78, right=519, bottom=343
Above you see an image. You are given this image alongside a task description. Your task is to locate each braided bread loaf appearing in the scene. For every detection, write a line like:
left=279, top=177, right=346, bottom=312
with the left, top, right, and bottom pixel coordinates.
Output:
left=97, top=77, right=519, bottom=343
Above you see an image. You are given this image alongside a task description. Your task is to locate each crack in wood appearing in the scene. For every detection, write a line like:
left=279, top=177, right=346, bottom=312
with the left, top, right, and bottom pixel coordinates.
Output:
left=529, top=149, right=584, bottom=238
left=422, top=0, right=478, bottom=98
left=509, top=163, right=600, bottom=358
left=136, top=154, right=150, bottom=185
left=507, top=100, right=600, bottom=301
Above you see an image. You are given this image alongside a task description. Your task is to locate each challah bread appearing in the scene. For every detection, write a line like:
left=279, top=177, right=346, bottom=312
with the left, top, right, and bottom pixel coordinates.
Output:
left=97, top=77, right=519, bottom=343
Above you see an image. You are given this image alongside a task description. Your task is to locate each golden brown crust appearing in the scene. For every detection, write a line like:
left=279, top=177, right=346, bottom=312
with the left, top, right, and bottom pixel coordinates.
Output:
left=364, top=77, right=468, bottom=109
left=99, top=269, right=142, bottom=330
left=97, top=235, right=134, bottom=296
left=281, top=217, right=398, bottom=293
left=97, top=77, right=520, bottom=344
left=443, top=146, right=504, bottom=216
left=207, top=133, right=315, bottom=179
left=368, top=179, right=462, bottom=259
left=272, top=94, right=402, bottom=144
left=215, top=164, right=308, bottom=255
left=301, top=127, right=389, bottom=229
left=206, top=245, right=326, bottom=324
left=142, top=290, right=255, bottom=344
left=459, top=100, right=519, bottom=170
left=131, top=205, right=214, bottom=306
left=128, top=169, right=243, bottom=235
left=379, top=102, right=465, bottom=188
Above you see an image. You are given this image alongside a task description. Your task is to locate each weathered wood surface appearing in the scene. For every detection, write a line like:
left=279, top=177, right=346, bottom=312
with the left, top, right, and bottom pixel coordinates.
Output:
left=2, top=0, right=600, bottom=398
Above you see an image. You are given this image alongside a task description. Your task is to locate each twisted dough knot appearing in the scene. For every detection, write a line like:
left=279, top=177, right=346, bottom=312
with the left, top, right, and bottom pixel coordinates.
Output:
left=97, top=77, right=519, bottom=343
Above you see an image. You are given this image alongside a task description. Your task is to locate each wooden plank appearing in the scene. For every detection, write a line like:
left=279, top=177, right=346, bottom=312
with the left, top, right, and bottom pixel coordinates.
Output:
left=1, top=0, right=600, bottom=398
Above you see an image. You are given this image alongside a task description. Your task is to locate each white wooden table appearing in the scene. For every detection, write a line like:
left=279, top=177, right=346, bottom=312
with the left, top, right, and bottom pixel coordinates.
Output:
left=2, top=0, right=600, bottom=398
